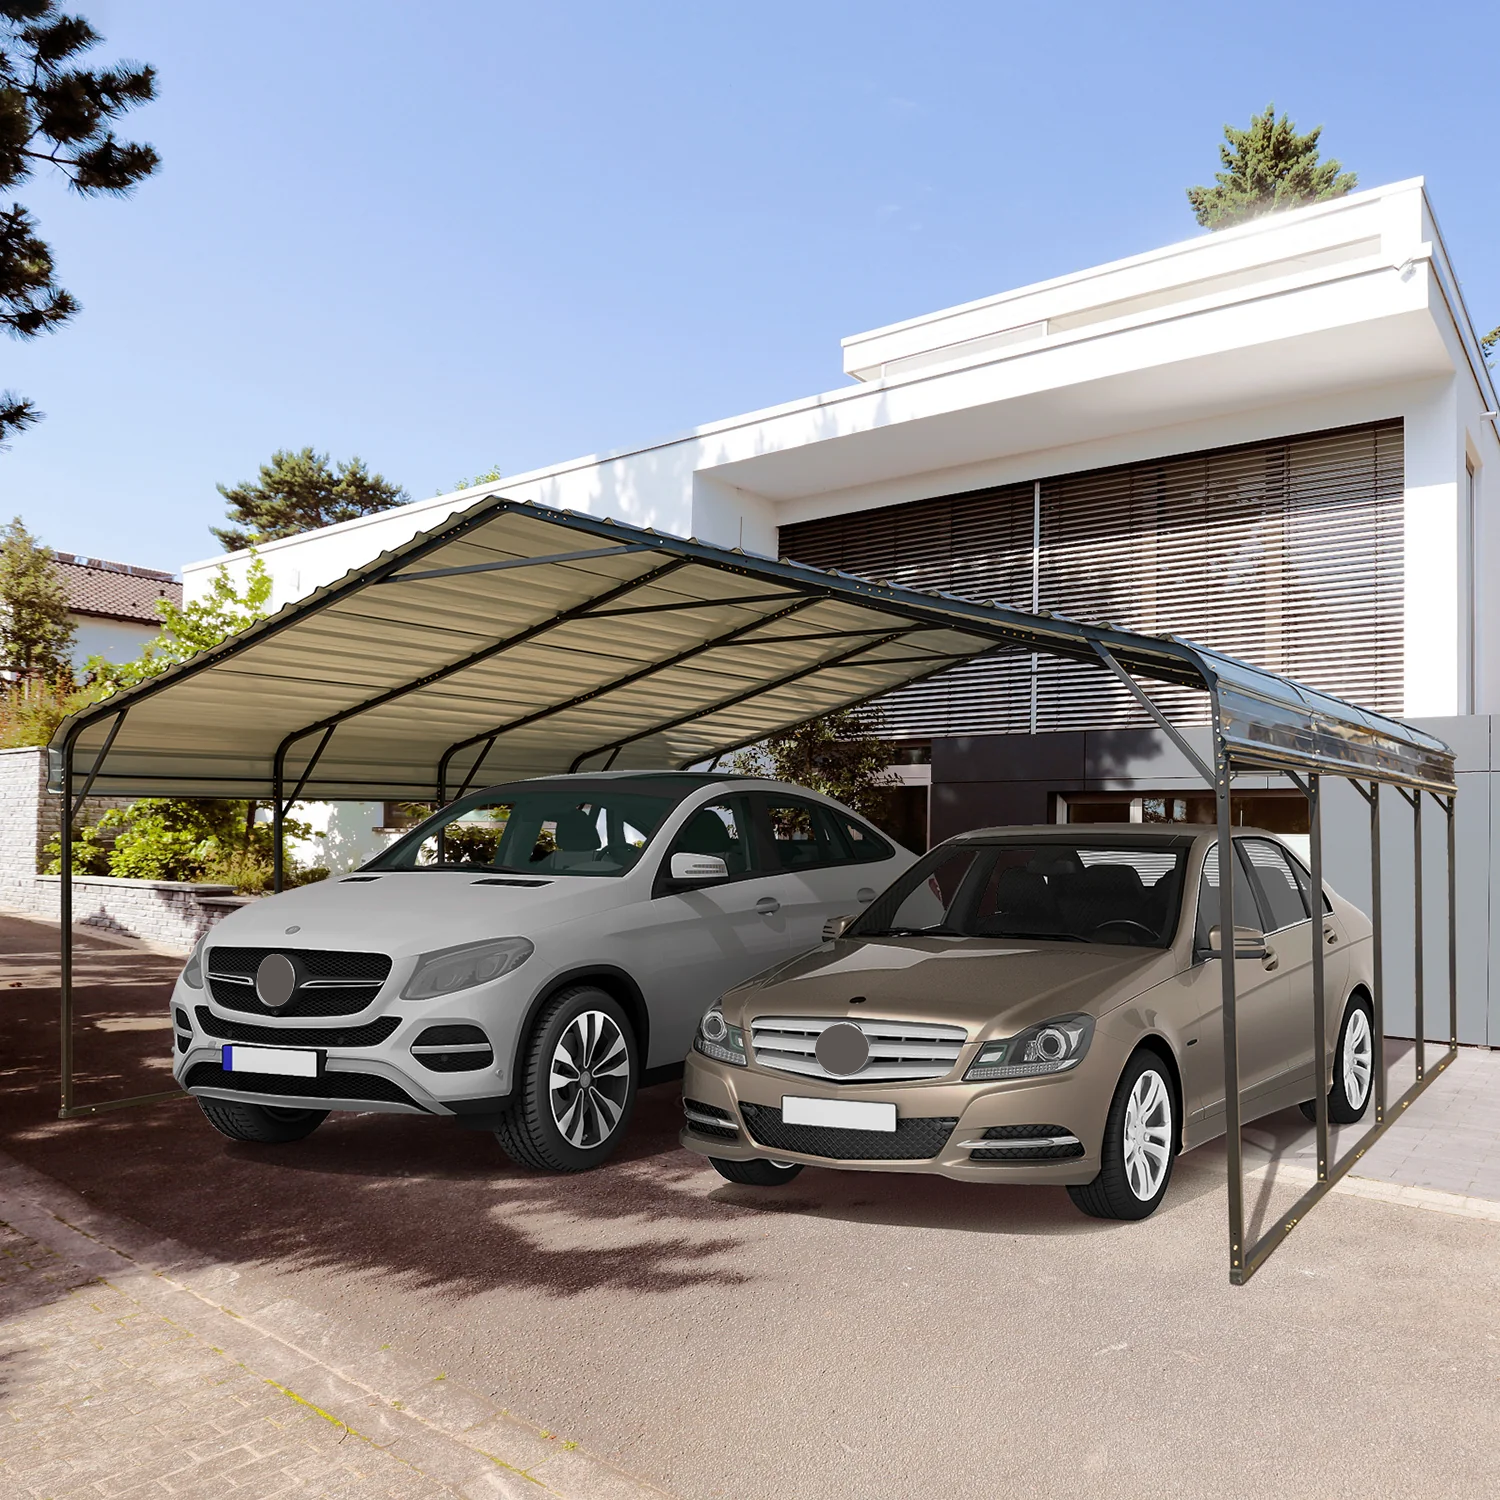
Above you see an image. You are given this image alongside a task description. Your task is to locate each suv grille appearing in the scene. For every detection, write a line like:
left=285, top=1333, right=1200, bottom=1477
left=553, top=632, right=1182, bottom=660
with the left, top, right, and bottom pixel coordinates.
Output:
left=410, top=1024, right=493, bottom=1073
left=183, top=1061, right=420, bottom=1106
left=749, top=1016, right=967, bottom=1082
left=194, top=1007, right=400, bottom=1049
left=739, top=1102, right=956, bottom=1160
left=205, top=946, right=392, bottom=1017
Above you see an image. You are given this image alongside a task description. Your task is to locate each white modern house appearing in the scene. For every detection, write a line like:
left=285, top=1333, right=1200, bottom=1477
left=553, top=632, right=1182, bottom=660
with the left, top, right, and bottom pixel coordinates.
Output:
left=184, top=179, right=1499, bottom=1042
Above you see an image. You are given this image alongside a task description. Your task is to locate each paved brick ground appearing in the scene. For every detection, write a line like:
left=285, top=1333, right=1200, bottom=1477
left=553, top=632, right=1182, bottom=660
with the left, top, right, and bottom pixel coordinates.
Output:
left=0, top=1221, right=453, bottom=1500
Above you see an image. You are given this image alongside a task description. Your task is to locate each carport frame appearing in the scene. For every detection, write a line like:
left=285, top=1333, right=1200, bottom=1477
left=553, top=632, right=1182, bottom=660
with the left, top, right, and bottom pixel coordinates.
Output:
left=45, top=501, right=1458, bottom=1281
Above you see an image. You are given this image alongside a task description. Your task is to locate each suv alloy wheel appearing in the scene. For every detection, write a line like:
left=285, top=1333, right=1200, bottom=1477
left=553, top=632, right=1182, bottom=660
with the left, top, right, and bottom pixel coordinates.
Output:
left=495, top=986, right=639, bottom=1171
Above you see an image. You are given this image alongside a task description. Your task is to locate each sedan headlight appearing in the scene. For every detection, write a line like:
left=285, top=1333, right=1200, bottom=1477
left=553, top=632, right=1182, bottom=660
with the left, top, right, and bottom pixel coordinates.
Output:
left=401, top=937, right=534, bottom=1000
left=965, top=1014, right=1095, bottom=1081
left=693, top=1005, right=746, bottom=1067
left=181, top=937, right=206, bottom=989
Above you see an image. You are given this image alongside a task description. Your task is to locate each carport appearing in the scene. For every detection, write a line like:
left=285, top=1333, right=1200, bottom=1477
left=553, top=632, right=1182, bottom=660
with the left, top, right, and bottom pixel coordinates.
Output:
left=49, top=497, right=1458, bottom=1282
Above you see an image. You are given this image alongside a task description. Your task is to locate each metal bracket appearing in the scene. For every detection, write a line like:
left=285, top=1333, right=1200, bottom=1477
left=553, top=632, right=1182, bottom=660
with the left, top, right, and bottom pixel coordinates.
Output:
left=1090, top=639, right=1215, bottom=785
left=378, top=544, right=652, bottom=585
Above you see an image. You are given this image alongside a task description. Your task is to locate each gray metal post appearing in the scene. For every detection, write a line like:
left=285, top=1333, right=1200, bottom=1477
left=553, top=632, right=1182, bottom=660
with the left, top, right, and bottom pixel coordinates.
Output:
left=1413, top=790, right=1424, bottom=1080
left=59, top=743, right=73, bottom=1118
left=1309, top=774, right=1328, bottom=1179
left=1370, top=782, right=1386, bottom=1124
left=272, top=751, right=285, bottom=894
left=1446, top=795, right=1458, bottom=1048
left=1216, top=751, right=1244, bottom=1282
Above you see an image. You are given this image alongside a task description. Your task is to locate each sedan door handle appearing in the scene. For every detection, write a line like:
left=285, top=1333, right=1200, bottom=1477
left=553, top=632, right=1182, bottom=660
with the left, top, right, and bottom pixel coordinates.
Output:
left=755, top=897, right=781, bottom=916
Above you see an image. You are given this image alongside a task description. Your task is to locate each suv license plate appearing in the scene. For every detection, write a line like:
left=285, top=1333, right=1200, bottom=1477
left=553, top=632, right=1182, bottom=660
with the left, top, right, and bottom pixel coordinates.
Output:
left=782, top=1096, right=896, bottom=1132
left=221, top=1044, right=321, bottom=1078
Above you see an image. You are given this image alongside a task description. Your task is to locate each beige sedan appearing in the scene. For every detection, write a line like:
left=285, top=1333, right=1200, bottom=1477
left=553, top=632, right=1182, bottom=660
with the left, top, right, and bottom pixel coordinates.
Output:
left=680, top=826, right=1374, bottom=1219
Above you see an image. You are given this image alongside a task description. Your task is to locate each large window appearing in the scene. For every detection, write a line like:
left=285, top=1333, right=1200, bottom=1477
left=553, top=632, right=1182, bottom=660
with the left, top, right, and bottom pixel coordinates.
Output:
left=780, top=421, right=1403, bottom=737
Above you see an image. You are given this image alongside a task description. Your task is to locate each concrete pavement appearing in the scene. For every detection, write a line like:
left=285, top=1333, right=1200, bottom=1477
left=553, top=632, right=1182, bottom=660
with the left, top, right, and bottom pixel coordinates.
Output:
left=2, top=910, right=1498, bottom=1499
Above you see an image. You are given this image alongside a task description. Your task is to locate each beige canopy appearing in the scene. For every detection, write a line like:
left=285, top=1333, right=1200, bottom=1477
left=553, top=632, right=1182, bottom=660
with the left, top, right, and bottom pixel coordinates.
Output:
left=49, top=498, right=1455, bottom=802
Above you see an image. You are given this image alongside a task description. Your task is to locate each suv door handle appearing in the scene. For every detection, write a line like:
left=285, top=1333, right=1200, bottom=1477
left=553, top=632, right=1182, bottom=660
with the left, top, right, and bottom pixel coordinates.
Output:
left=755, top=897, right=781, bottom=916
left=1324, top=925, right=1339, bottom=944
left=1262, top=950, right=1280, bottom=972
left=856, top=887, right=876, bottom=904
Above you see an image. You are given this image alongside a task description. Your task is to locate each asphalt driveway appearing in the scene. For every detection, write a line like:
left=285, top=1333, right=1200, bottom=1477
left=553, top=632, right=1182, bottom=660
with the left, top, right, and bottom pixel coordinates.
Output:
left=2, top=912, right=1497, bottom=1500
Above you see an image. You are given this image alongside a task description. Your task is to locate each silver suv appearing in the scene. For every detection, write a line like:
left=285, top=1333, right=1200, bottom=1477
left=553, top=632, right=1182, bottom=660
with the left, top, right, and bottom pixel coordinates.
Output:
left=170, top=773, right=911, bottom=1170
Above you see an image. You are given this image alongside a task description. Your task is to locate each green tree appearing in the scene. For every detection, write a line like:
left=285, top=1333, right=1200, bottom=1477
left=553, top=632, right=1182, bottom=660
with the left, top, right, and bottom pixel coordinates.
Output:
left=449, top=464, right=503, bottom=492
left=0, top=3, right=159, bottom=446
left=212, top=447, right=408, bottom=550
left=1483, top=327, right=1497, bottom=365
left=728, top=705, right=896, bottom=821
left=1188, top=105, right=1356, bottom=230
left=0, top=515, right=75, bottom=675
left=88, top=554, right=272, bottom=691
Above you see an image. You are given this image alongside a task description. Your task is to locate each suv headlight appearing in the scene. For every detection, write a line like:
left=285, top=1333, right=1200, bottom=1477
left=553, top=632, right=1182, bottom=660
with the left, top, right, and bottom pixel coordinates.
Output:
left=182, top=937, right=206, bottom=989
left=693, top=1005, right=746, bottom=1067
left=965, top=1014, right=1094, bottom=1081
left=401, top=937, right=534, bottom=1000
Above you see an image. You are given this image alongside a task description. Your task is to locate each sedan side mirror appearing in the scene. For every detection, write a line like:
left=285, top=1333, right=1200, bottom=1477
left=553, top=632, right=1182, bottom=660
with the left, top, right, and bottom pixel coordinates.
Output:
left=670, top=852, right=729, bottom=882
left=822, top=913, right=855, bottom=941
left=1207, top=924, right=1269, bottom=960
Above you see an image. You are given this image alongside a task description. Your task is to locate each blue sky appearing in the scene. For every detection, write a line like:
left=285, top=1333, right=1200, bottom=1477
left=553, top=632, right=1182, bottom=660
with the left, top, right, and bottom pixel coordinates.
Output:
left=4, top=0, right=1496, bottom=573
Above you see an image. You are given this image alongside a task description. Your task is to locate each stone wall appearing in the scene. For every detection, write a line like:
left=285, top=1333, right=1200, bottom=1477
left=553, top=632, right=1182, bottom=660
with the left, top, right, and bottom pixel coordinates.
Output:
left=0, top=746, right=255, bottom=953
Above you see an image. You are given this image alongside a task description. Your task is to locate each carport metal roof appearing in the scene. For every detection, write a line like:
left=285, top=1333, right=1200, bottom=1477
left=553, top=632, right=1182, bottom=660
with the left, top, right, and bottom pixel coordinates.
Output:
left=48, top=498, right=1455, bottom=801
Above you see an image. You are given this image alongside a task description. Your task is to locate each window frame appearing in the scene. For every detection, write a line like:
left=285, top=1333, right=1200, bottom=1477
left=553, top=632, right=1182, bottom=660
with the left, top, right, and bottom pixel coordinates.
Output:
left=651, top=793, right=761, bottom=896
left=1238, top=837, right=1314, bottom=934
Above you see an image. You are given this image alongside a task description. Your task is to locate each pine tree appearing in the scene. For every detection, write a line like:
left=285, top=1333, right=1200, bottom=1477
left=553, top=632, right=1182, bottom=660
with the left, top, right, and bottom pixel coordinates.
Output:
left=0, top=516, right=75, bottom=676
left=212, top=448, right=409, bottom=550
left=0, top=4, right=159, bottom=447
left=1187, top=105, right=1356, bottom=231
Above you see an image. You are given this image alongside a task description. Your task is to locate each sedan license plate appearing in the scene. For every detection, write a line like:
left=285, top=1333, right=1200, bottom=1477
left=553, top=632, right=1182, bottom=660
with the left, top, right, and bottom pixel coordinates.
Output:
left=221, top=1044, right=321, bottom=1078
left=782, top=1096, right=896, bottom=1132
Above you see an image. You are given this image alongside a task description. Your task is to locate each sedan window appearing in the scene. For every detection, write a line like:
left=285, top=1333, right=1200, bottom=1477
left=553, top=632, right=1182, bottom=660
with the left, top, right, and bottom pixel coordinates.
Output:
left=1240, top=838, right=1310, bottom=931
left=1195, top=843, right=1264, bottom=945
left=853, top=842, right=1187, bottom=947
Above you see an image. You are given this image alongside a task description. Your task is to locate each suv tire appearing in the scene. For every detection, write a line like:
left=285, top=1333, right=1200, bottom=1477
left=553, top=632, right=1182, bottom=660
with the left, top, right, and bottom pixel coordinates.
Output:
left=710, top=1157, right=804, bottom=1187
left=496, top=987, right=638, bottom=1172
left=1068, top=1050, right=1177, bottom=1220
left=198, top=1098, right=328, bottom=1143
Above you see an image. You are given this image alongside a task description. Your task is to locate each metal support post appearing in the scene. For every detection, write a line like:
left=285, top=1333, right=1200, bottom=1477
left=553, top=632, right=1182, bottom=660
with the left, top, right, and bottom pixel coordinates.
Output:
left=1445, top=795, right=1458, bottom=1048
left=272, top=747, right=285, bottom=894
left=1308, top=773, right=1329, bottom=1181
left=1216, top=750, right=1245, bottom=1284
left=59, top=743, right=74, bottom=1118
left=1369, top=781, right=1386, bottom=1124
left=1413, top=789, right=1424, bottom=1080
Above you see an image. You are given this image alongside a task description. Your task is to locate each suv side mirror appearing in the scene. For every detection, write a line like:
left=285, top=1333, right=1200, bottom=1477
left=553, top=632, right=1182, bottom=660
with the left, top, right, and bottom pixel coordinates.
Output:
left=1206, top=924, right=1269, bottom=960
left=822, top=913, right=855, bottom=941
left=670, top=852, right=729, bottom=882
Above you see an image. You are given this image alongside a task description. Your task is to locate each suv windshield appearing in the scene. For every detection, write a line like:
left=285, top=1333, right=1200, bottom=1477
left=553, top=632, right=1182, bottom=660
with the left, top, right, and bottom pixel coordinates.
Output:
left=852, top=841, right=1187, bottom=947
left=366, top=788, right=676, bottom=877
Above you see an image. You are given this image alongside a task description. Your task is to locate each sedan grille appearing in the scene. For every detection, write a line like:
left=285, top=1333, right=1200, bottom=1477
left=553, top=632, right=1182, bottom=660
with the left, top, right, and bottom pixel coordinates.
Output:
left=739, top=1102, right=957, bottom=1161
left=205, top=946, right=392, bottom=1018
left=749, top=1016, right=967, bottom=1083
left=965, top=1124, right=1085, bottom=1161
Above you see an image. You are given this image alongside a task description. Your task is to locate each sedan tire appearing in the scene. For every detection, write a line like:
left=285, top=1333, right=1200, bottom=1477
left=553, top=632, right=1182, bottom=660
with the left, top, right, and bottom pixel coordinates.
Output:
left=495, top=987, right=638, bottom=1172
left=1067, top=1050, right=1176, bottom=1221
left=198, top=1098, right=328, bottom=1143
left=1300, top=994, right=1375, bottom=1126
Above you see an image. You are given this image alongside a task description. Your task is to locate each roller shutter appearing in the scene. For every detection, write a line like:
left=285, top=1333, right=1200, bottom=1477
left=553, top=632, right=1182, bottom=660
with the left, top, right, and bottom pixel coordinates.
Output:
left=779, top=421, right=1404, bottom=737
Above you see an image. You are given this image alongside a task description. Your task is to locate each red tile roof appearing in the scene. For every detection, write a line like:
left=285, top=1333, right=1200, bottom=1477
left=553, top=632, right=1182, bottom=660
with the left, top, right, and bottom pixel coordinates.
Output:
left=52, top=554, right=182, bottom=624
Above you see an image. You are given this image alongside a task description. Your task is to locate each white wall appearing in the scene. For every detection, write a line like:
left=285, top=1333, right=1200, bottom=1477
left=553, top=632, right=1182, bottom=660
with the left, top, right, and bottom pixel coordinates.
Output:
left=69, top=614, right=158, bottom=670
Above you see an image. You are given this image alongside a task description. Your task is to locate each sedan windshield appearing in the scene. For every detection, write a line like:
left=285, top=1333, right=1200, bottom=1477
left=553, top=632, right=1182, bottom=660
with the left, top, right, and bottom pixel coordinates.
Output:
left=852, top=841, right=1187, bottom=947
left=366, top=788, right=676, bottom=877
